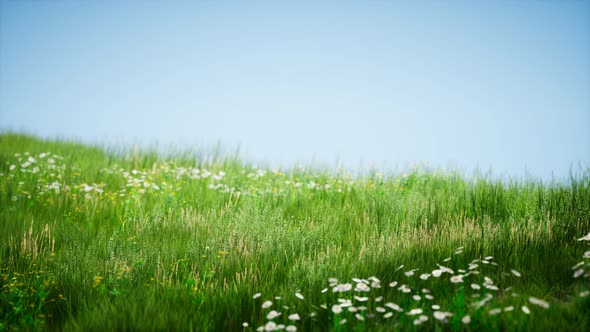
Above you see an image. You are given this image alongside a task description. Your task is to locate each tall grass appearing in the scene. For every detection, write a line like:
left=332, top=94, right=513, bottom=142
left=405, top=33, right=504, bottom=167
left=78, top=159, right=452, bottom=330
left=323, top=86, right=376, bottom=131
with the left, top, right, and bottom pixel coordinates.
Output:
left=0, top=133, right=589, bottom=331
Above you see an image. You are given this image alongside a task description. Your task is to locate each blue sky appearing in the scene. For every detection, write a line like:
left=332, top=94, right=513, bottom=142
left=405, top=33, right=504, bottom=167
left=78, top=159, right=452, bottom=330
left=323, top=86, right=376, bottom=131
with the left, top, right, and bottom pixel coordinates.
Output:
left=1, top=1, right=589, bottom=180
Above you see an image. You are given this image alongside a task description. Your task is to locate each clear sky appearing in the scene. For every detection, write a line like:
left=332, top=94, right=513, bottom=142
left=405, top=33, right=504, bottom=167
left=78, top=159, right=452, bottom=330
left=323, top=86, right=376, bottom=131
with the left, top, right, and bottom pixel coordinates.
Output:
left=1, top=1, right=589, bottom=180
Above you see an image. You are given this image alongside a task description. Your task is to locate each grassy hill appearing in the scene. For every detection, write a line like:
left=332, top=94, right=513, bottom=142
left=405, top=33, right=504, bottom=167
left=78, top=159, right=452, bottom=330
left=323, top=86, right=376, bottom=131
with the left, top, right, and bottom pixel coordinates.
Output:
left=0, top=133, right=589, bottom=331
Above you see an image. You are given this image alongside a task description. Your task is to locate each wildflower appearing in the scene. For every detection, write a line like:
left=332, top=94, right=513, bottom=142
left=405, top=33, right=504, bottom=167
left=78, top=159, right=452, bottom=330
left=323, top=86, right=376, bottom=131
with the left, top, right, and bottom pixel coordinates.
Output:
left=354, top=296, right=369, bottom=302
left=529, top=297, right=549, bottom=309
left=253, top=293, right=262, bottom=299
left=585, top=251, right=590, bottom=259
left=504, top=306, right=514, bottom=312
left=405, top=269, right=418, bottom=277
left=574, top=269, right=584, bottom=278
left=385, top=302, right=403, bottom=312
left=332, top=305, right=343, bottom=314
left=468, top=263, right=478, bottom=270
left=413, top=295, right=421, bottom=301
left=243, top=322, right=249, bottom=327
left=511, top=269, right=522, bottom=277
left=295, top=292, right=304, bottom=300
left=579, top=290, right=590, bottom=297
left=521, top=305, right=530, bottom=314
left=450, top=275, right=464, bottom=283
left=328, top=277, right=338, bottom=284
left=348, top=307, right=357, bottom=312
left=355, top=313, right=364, bottom=321
left=389, top=281, right=398, bottom=287
left=286, top=326, right=297, bottom=332
left=471, top=284, right=481, bottom=290
left=355, top=283, right=370, bottom=292
left=384, top=312, right=393, bottom=318
left=433, top=311, right=446, bottom=320
left=262, top=301, right=273, bottom=309
left=437, top=264, right=454, bottom=274
left=577, top=233, right=590, bottom=241
left=339, top=319, right=347, bottom=325
left=419, top=315, right=428, bottom=322
left=321, top=288, right=328, bottom=293
left=425, top=294, right=434, bottom=300
left=375, top=296, right=383, bottom=302
left=462, top=315, right=471, bottom=324
left=420, top=273, right=430, bottom=280
left=376, top=307, right=386, bottom=313
left=408, top=308, right=423, bottom=315
left=9, top=165, right=15, bottom=171
left=432, top=304, right=440, bottom=310
left=267, top=310, right=281, bottom=319
left=395, top=265, right=404, bottom=271
left=413, top=319, right=423, bottom=326
left=489, top=308, right=502, bottom=315
left=264, top=321, right=277, bottom=331
left=288, top=313, right=300, bottom=320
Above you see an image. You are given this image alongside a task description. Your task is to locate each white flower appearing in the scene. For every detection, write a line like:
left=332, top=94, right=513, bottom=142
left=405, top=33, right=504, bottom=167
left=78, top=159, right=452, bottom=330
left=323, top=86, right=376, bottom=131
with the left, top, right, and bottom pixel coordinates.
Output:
left=383, top=312, right=393, bottom=318
left=264, top=321, right=277, bottom=331
left=432, top=305, right=440, bottom=310
left=9, top=165, right=15, bottom=171
left=354, top=296, right=369, bottom=302
left=504, top=306, right=514, bottom=312
left=295, top=293, right=304, bottom=300
left=413, top=295, right=421, bottom=301
left=420, top=273, right=430, bottom=280
left=385, top=302, right=403, bottom=312
left=574, top=269, right=584, bottom=278
left=355, top=313, right=364, bottom=321
left=355, top=283, right=370, bottom=292
left=579, top=290, right=590, bottom=298
left=462, top=315, right=471, bottom=324
left=243, top=322, right=249, bottom=327
left=262, top=301, right=273, bottom=309
left=419, top=314, right=428, bottom=322
left=425, top=294, right=434, bottom=300
left=347, top=307, right=357, bottom=312
left=433, top=311, right=446, bottom=320
left=332, top=305, right=343, bottom=314
left=511, top=269, right=522, bottom=277
left=267, top=310, right=281, bottom=319
left=288, top=313, right=300, bottom=321
left=489, top=308, right=502, bottom=315
left=253, top=293, right=262, bottom=299
left=578, top=233, right=590, bottom=241
left=529, top=296, right=549, bottom=309
left=450, top=275, right=464, bottom=283
left=405, top=269, right=418, bottom=277
left=584, top=251, right=590, bottom=259
left=389, top=281, right=398, bottom=287
left=432, top=269, right=443, bottom=277
left=339, top=319, right=347, bottom=325
left=334, top=283, right=352, bottom=292
left=521, top=305, right=530, bottom=314
left=285, top=325, right=297, bottom=332
left=376, top=307, right=386, bottom=313
left=408, top=308, right=423, bottom=316
left=375, top=296, right=383, bottom=302
left=471, top=283, right=481, bottom=290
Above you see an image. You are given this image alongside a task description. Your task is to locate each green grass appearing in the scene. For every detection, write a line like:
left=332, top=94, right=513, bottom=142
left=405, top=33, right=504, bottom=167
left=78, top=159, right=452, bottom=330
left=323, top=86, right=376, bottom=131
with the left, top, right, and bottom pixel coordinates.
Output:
left=0, top=133, right=589, bottom=331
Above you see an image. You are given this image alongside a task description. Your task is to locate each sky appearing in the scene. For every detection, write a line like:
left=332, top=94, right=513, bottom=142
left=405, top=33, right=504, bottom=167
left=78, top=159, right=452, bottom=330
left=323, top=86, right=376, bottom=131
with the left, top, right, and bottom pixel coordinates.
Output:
left=1, top=1, right=589, bottom=181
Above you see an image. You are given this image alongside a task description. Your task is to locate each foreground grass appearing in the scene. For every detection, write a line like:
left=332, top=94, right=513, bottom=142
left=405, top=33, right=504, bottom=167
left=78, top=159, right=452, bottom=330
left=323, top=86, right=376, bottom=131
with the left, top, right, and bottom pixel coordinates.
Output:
left=0, top=133, right=589, bottom=331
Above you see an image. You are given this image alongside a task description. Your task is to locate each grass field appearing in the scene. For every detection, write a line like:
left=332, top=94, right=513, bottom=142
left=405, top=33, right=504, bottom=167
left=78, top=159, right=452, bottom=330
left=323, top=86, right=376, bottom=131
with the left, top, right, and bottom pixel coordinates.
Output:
left=0, top=133, right=589, bottom=331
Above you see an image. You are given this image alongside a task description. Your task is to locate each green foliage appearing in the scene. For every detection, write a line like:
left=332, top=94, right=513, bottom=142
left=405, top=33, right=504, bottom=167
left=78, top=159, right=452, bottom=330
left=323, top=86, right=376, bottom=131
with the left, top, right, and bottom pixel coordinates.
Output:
left=0, top=133, right=589, bottom=331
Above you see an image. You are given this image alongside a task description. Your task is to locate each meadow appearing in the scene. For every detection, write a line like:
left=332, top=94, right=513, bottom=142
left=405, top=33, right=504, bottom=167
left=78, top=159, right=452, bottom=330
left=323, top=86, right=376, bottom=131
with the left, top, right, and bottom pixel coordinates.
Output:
left=0, top=133, right=589, bottom=331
